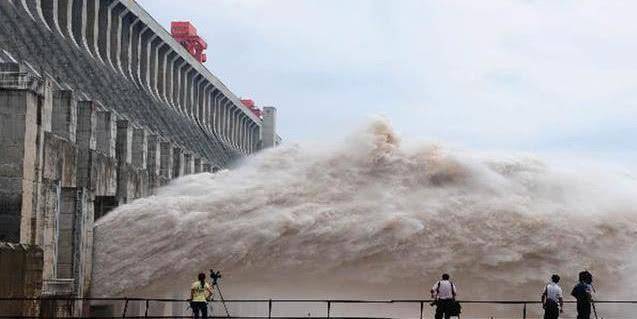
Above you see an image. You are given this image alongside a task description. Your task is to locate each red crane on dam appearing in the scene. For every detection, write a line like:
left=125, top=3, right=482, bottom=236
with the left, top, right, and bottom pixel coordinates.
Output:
left=171, top=21, right=208, bottom=63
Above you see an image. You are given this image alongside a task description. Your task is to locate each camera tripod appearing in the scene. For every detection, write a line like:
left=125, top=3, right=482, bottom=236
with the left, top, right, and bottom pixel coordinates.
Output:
left=210, top=270, right=231, bottom=318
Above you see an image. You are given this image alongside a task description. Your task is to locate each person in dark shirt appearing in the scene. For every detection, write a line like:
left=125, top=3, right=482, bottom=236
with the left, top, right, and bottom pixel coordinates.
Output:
left=570, top=271, right=593, bottom=319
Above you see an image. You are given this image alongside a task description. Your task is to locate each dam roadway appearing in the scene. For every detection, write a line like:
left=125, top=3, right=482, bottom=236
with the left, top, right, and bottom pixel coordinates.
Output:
left=0, top=0, right=279, bottom=316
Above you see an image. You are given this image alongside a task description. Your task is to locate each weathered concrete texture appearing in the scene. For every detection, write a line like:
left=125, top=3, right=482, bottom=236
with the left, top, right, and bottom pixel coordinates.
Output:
left=0, top=242, right=43, bottom=317
left=0, top=71, right=43, bottom=244
left=52, top=89, right=77, bottom=143
left=131, top=128, right=147, bottom=169
left=42, top=133, right=77, bottom=189
left=262, top=106, right=278, bottom=148
left=159, top=141, right=173, bottom=180
left=0, top=90, right=32, bottom=243
left=0, top=0, right=280, bottom=313
left=146, top=134, right=161, bottom=189
left=194, top=157, right=202, bottom=174
left=172, top=146, right=184, bottom=178
left=0, top=66, right=95, bottom=315
left=0, top=0, right=250, bottom=168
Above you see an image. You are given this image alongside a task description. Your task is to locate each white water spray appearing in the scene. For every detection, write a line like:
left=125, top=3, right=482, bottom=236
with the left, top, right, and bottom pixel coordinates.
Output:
left=93, top=118, right=637, bottom=313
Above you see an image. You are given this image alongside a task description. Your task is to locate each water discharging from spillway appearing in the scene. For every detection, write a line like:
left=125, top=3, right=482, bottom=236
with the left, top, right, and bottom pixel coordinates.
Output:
left=93, top=118, right=637, bottom=317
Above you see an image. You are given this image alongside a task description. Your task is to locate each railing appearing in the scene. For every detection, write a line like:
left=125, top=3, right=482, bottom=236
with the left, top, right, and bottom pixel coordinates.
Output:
left=1, top=297, right=637, bottom=319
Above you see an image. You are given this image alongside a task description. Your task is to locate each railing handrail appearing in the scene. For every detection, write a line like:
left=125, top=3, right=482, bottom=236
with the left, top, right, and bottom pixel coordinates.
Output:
left=3, top=296, right=637, bottom=303
left=5, top=296, right=636, bottom=319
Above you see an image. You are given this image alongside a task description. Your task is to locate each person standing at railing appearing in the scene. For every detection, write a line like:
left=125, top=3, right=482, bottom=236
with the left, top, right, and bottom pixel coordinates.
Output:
left=190, top=272, right=213, bottom=319
left=570, top=271, right=594, bottom=319
left=430, top=273, right=458, bottom=319
left=542, top=274, right=564, bottom=319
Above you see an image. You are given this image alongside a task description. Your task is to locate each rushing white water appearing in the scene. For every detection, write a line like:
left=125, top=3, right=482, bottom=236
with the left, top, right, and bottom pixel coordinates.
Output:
left=93, top=118, right=637, bottom=316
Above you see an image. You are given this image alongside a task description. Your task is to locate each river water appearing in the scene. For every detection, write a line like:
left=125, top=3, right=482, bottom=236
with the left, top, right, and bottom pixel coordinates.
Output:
left=92, top=118, right=637, bottom=317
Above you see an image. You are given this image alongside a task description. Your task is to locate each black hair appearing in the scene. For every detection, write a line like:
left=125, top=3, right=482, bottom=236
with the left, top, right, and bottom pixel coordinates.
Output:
left=198, top=272, right=206, bottom=288
left=442, top=273, right=450, bottom=280
left=578, top=271, right=593, bottom=284
left=551, top=274, right=560, bottom=283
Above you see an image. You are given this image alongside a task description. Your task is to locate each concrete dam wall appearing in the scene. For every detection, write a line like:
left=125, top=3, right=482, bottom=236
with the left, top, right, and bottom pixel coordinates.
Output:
left=0, top=0, right=278, bottom=315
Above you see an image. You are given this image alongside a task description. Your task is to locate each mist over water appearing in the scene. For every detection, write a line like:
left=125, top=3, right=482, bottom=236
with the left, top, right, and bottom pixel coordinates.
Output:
left=93, top=118, right=637, bottom=316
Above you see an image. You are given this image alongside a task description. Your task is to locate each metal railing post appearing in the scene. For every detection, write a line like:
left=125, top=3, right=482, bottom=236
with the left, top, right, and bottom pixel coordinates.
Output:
left=268, top=299, right=272, bottom=319
left=327, top=300, right=331, bottom=319
left=522, top=303, right=527, bottom=319
left=419, top=301, right=424, bottom=319
left=122, top=298, right=129, bottom=318
left=144, top=299, right=149, bottom=318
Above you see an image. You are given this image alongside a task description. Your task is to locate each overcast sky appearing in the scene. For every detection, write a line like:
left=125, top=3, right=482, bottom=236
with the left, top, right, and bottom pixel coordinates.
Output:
left=138, top=0, right=637, bottom=166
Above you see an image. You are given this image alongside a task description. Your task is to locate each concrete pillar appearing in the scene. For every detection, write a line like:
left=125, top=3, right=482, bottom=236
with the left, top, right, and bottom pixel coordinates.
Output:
left=96, top=0, right=109, bottom=64
left=56, top=188, right=76, bottom=279
left=72, top=189, right=93, bottom=306
left=0, top=64, right=45, bottom=243
left=116, top=120, right=132, bottom=204
left=104, top=1, right=118, bottom=69
left=85, top=0, right=101, bottom=62
left=193, top=158, right=202, bottom=174
left=127, top=19, right=141, bottom=83
left=176, top=62, right=187, bottom=114
left=143, top=36, right=160, bottom=94
left=137, top=26, right=151, bottom=88
left=51, top=89, right=77, bottom=143
left=75, top=100, right=96, bottom=189
left=183, top=67, right=194, bottom=117
left=261, top=106, right=277, bottom=148
left=40, top=0, right=62, bottom=37
left=70, top=0, right=86, bottom=49
left=172, top=147, right=184, bottom=178
left=95, top=110, right=116, bottom=157
left=249, top=124, right=257, bottom=153
left=221, top=100, right=230, bottom=143
left=225, top=103, right=232, bottom=144
left=116, top=120, right=132, bottom=165
left=57, top=0, right=75, bottom=45
left=159, top=141, right=173, bottom=180
left=134, top=25, right=149, bottom=86
left=194, top=77, right=205, bottom=121
left=165, top=53, right=179, bottom=108
left=146, top=134, right=161, bottom=190
left=183, top=153, right=193, bottom=175
left=155, top=44, right=168, bottom=99
left=234, top=113, right=241, bottom=150
left=228, top=110, right=235, bottom=147
left=131, top=128, right=147, bottom=169
left=146, top=134, right=160, bottom=171
left=202, top=163, right=212, bottom=173
left=114, top=8, right=130, bottom=75
left=242, top=117, right=248, bottom=153
left=22, top=0, right=51, bottom=32
left=107, top=2, right=126, bottom=71
left=213, top=94, right=222, bottom=135
left=201, top=84, right=212, bottom=128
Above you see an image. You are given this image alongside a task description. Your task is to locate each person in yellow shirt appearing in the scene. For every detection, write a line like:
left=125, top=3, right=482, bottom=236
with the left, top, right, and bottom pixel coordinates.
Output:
left=190, top=273, right=213, bottom=319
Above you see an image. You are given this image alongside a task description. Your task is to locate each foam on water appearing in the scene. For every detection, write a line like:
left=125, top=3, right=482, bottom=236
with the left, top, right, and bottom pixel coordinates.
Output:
left=92, top=118, right=637, bottom=308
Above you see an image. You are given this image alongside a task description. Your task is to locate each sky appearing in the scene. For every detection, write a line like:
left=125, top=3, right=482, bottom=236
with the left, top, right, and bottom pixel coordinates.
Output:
left=138, top=0, right=637, bottom=167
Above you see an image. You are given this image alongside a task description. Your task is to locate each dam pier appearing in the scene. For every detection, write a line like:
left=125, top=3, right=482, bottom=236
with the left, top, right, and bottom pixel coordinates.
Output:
left=0, top=0, right=278, bottom=316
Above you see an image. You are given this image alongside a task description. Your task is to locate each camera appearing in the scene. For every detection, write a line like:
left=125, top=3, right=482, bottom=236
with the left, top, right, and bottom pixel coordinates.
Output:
left=210, top=269, right=222, bottom=285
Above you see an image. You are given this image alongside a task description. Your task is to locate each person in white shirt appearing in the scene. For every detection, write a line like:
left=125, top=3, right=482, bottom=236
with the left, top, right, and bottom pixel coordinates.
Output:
left=542, top=274, right=564, bottom=319
left=430, top=273, right=457, bottom=319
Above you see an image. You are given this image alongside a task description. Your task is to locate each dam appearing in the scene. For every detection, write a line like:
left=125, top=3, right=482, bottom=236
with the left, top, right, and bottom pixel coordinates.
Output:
left=0, top=0, right=279, bottom=316
left=3, top=1, right=637, bottom=319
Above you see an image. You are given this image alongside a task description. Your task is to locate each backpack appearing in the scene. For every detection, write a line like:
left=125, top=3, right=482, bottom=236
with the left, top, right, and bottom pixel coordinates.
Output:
left=449, top=300, right=462, bottom=316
